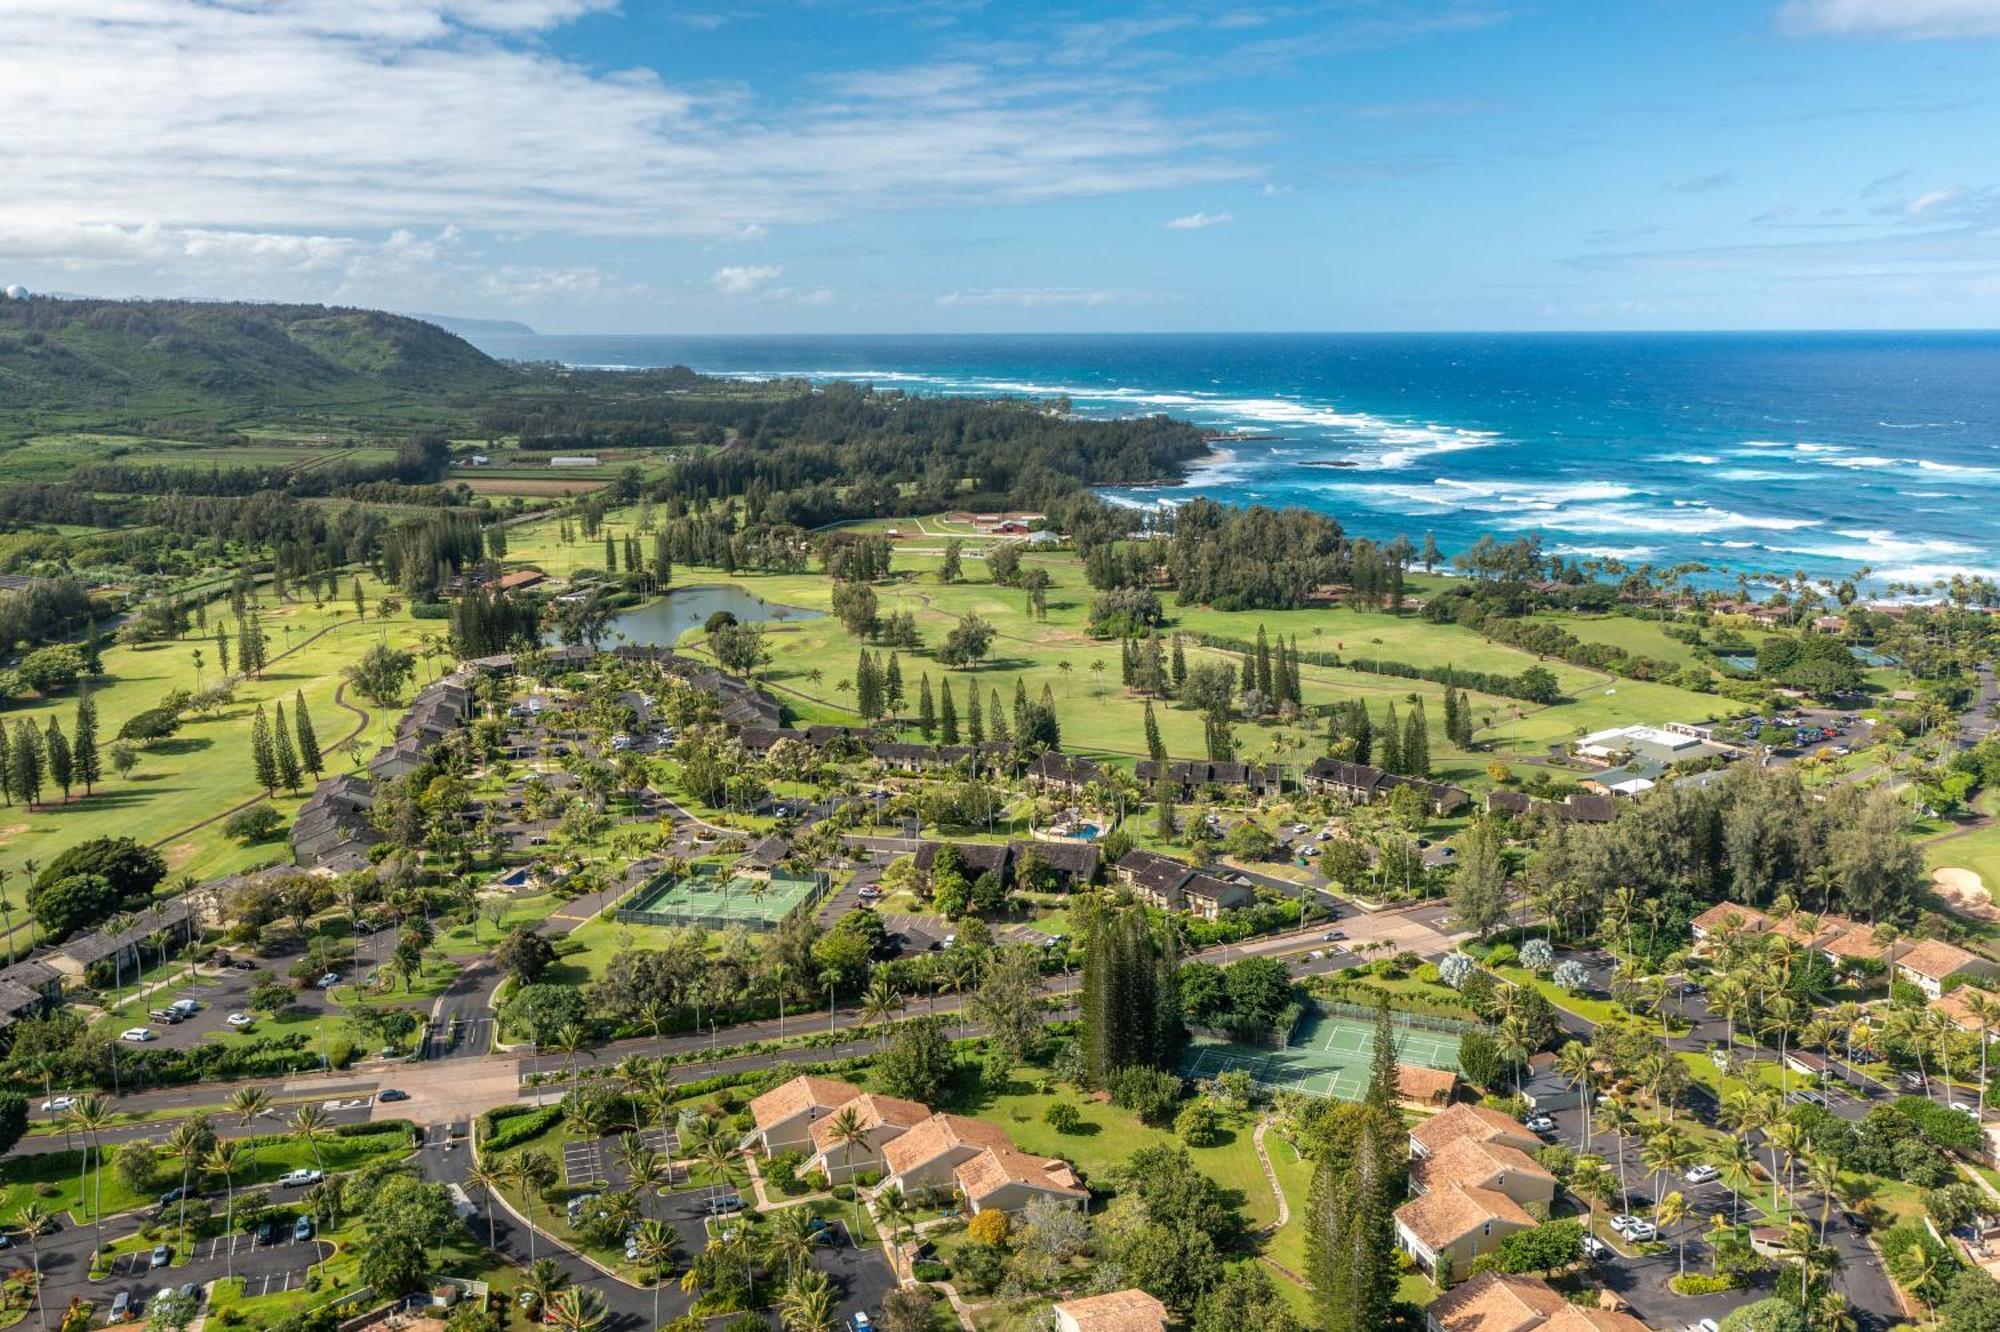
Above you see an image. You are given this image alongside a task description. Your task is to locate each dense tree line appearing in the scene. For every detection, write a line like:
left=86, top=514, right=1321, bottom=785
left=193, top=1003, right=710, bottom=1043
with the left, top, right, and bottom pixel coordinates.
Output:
left=1529, top=763, right=1925, bottom=925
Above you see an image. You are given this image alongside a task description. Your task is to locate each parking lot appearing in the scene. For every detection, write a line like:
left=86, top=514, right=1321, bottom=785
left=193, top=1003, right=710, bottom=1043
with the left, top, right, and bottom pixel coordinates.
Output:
left=562, top=1127, right=679, bottom=1187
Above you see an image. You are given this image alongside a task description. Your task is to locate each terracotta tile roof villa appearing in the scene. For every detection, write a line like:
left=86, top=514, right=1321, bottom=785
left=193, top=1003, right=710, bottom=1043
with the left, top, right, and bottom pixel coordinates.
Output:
left=1054, top=1290, right=1168, bottom=1332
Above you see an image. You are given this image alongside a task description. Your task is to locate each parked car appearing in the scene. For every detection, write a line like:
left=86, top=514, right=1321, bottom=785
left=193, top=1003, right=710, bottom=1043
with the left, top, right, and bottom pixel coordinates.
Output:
left=253, top=1220, right=277, bottom=1246
left=1581, top=1234, right=1610, bottom=1261
left=316, top=972, right=340, bottom=988
left=159, top=1186, right=191, bottom=1207
left=294, top=1216, right=315, bottom=1241
left=1609, top=1213, right=1638, bottom=1235
left=151, top=1243, right=171, bottom=1267
left=109, top=1291, right=130, bottom=1321
left=1688, top=1321, right=1720, bottom=1332
left=177, top=1283, right=200, bottom=1303
left=706, top=1194, right=745, bottom=1216
left=853, top=1316, right=872, bottom=1332
left=170, top=998, right=199, bottom=1015
left=148, top=1009, right=179, bottom=1024
left=375, top=1088, right=409, bottom=1102
left=120, top=1027, right=156, bottom=1043
left=226, top=1013, right=255, bottom=1028
left=1523, top=1114, right=1556, bottom=1134
left=42, top=1096, right=75, bottom=1113
left=1323, top=930, right=1344, bottom=941
left=1684, top=1164, right=1720, bottom=1185
left=1622, top=1219, right=1658, bottom=1242
left=277, top=1169, right=323, bottom=1188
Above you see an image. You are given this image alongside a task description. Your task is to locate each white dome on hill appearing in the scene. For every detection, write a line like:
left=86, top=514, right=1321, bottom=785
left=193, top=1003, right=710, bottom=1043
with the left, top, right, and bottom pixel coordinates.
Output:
left=2, top=285, right=27, bottom=301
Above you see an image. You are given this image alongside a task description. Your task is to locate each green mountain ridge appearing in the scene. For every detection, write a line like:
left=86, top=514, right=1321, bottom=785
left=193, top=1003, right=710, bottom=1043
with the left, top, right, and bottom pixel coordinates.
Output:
left=0, top=297, right=517, bottom=432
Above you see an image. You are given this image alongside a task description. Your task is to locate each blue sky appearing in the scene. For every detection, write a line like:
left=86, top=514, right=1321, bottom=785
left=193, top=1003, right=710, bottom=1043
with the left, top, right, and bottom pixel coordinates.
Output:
left=2, top=0, right=1998, bottom=332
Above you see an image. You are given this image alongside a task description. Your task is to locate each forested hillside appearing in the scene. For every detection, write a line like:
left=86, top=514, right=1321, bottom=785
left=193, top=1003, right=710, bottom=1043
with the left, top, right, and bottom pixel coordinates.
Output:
left=0, top=297, right=514, bottom=432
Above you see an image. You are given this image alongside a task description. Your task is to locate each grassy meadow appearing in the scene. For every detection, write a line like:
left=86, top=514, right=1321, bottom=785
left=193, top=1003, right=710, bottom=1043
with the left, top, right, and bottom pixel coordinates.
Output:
left=0, top=573, right=449, bottom=931
left=504, top=506, right=1730, bottom=786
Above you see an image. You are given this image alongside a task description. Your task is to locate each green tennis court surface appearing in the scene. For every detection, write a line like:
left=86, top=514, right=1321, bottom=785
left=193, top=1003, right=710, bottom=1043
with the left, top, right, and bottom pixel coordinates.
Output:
left=1182, top=1010, right=1464, bottom=1101
left=616, top=870, right=824, bottom=930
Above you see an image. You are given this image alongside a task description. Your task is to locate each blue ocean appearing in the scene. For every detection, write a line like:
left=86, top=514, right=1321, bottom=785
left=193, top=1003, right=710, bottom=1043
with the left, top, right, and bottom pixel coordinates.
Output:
left=464, top=331, right=2000, bottom=590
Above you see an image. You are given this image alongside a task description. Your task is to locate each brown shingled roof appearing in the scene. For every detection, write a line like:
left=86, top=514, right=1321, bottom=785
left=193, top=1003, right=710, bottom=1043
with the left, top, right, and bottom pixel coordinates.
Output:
left=955, top=1145, right=1085, bottom=1203
left=1396, top=1182, right=1538, bottom=1252
left=1054, top=1290, right=1168, bottom=1332
left=879, top=1113, right=1014, bottom=1178
left=1411, top=1103, right=1541, bottom=1157
left=1427, top=1271, right=1566, bottom=1332
left=1899, top=937, right=1983, bottom=981
left=807, top=1093, right=933, bottom=1154
left=748, top=1076, right=863, bottom=1131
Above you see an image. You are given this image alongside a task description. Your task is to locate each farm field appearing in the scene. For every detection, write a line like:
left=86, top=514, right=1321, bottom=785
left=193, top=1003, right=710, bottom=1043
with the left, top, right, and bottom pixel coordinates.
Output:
left=502, top=507, right=1730, bottom=786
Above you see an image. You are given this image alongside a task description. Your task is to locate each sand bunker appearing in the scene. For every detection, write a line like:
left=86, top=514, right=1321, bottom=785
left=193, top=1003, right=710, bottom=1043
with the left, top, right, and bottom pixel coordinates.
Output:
left=1933, top=866, right=1999, bottom=922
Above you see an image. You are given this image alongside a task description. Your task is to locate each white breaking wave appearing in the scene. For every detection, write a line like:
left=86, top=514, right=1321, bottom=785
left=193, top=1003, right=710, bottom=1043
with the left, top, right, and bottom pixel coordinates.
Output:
left=1553, top=544, right=1661, bottom=560
left=1767, top=528, right=1980, bottom=565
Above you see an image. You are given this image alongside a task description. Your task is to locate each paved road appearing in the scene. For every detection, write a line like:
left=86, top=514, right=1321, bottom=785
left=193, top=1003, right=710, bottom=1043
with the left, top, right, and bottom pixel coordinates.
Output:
left=420, top=1120, right=895, bottom=1331
left=1535, top=955, right=1901, bottom=1331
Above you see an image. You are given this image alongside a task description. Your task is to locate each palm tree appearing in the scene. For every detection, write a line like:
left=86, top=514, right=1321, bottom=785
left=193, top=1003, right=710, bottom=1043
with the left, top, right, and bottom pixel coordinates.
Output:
left=697, top=1132, right=739, bottom=1215
left=64, top=1094, right=112, bottom=1264
left=823, top=1105, right=869, bottom=1203
left=1711, top=1136, right=1757, bottom=1225
left=226, top=1085, right=271, bottom=1126
left=16, top=1201, right=50, bottom=1332
left=632, top=1219, right=679, bottom=1326
left=1639, top=1131, right=1696, bottom=1227
left=876, top=1184, right=912, bottom=1274
left=520, top=1258, right=568, bottom=1318
left=860, top=977, right=900, bottom=1048
left=766, top=1204, right=819, bottom=1285
left=465, top=1162, right=505, bottom=1248
left=1803, top=1147, right=1845, bottom=1248
left=1554, top=1041, right=1596, bottom=1151
left=290, top=1103, right=333, bottom=1174
left=512, top=1149, right=559, bottom=1262
left=780, top=1269, right=837, bottom=1332
left=1598, top=1101, right=1638, bottom=1213
left=204, top=1139, right=244, bottom=1278
left=1657, top=1190, right=1689, bottom=1276
left=163, top=1115, right=213, bottom=1241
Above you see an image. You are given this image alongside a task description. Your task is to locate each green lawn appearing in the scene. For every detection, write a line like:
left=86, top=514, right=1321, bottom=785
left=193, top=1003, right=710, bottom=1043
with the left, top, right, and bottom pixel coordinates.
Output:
left=0, top=571, right=449, bottom=913
left=502, top=507, right=1727, bottom=791
left=0, top=1125, right=413, bottom=1224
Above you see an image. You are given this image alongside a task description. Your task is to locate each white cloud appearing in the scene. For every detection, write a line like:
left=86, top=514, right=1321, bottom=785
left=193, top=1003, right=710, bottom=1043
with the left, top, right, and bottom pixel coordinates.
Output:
left=711, top=264, right=785, bottom=295
left=0, top=0, right=1254, bottom=284
left=1166, top=210, right=1233, bottom=230
left=1780, top=0, right=2000, bottom=39
left=1905, top=186, right=1964, bottom=214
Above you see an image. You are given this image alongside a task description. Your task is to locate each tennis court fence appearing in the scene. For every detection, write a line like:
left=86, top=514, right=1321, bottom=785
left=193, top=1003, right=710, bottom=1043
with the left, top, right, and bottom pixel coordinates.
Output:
left=1303, top=1000, right=1491, bottom=1041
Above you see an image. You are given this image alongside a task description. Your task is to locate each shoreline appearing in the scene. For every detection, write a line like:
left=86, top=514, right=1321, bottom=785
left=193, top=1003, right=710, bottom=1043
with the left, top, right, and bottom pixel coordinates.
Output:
left=1121, top=442, right=1234, bottom=492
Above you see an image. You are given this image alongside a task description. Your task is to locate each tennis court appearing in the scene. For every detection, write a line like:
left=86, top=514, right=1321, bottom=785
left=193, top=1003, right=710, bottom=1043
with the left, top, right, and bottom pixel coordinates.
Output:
left=1183, top=1009, right=1467, bottom=1101
left=615, top=869, right=825, bottom=931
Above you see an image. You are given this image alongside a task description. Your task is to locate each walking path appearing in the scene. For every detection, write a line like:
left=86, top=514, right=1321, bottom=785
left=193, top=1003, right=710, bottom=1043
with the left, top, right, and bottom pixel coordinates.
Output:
left=1251, top=1119, right=1290, bottom=1231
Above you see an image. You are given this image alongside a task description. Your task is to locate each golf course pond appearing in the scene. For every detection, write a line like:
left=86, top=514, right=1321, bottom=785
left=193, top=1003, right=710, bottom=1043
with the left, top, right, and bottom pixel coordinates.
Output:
left=602, top=583, right=819, bottom=647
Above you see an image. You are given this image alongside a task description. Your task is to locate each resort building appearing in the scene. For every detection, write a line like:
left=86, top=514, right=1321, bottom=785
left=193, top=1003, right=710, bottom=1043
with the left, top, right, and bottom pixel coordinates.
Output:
left=1396, top=1105, right=1556, bottom=1285
left=744, top=1076, right=862, bottom=1154
left=1896, top=939, right=1997, bottom=1001
left=1425, top=1273, right=1650, bottom=1332
left=1026, top=751, right=1102, bottom=794
left=1009, top=840, right=1100, bottom=889
left=1114, top=849, right=1253, bottom=919
left=1135, top=758, right=1283, bottom=799
left=879, top=1113, right=1016, bottom=1194
left=955, top=1145, right=1088, bottom=1214
left=1053, top=1290, right=1169, bottom=1332
left=803, top=1092, right=932, bottom=1183
left=1303, top=758, right=1469, bottom=816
